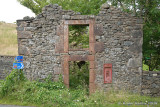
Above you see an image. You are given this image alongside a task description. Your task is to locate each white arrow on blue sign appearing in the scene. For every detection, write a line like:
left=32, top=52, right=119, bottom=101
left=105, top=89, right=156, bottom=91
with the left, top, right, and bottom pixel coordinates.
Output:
left=13, top=63, right=24, bottom=69
left=15, top=56, right=23, bottom=62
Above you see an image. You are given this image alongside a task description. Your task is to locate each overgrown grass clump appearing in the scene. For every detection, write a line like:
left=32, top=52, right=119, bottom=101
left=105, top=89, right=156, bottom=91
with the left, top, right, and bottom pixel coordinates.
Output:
left=0, top=70, right=160, bottom=107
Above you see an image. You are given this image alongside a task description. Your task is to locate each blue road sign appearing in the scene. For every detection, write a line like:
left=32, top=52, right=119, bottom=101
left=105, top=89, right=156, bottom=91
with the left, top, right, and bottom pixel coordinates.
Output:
left=13, top=63, right=24, bottom=69
left=15, top=56, right=23, bottom=62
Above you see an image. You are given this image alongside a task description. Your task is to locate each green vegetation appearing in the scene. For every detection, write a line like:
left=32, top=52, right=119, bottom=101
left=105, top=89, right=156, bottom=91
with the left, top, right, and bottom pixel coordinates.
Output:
left=17, top=0, right=106, bottom=15
left=0, top=70, right=160, bottom=107
left=0, top=21, right=18, bottom=56
left=143, top=63, right=159, bottom=71
left=141, top=0, right=160, bottom=71
left=69, top=61, right=89, bottom=90
left=69, top=25, right=89, bottom=50
left=143, top=63, right=150, bottom=71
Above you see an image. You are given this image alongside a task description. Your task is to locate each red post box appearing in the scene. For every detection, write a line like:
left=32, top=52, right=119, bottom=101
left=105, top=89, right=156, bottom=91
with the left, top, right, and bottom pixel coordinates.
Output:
left=103, top=63, right=112, bottom=83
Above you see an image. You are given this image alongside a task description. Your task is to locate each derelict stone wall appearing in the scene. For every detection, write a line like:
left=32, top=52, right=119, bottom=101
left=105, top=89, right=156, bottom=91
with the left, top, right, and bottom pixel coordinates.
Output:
left=142, top=71, right=160, bottom=96
left=0, top=56, right=15, bottom=79
left=16, top=4, right=143, bottom=93
left=95, top=4, right=143, bottom=93
left=17, top=4, right=63, bottom=81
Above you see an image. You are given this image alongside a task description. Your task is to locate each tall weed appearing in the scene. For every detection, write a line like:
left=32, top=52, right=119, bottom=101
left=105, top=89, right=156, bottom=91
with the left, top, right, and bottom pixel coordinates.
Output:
left=0, top=69, right=25, bottom=97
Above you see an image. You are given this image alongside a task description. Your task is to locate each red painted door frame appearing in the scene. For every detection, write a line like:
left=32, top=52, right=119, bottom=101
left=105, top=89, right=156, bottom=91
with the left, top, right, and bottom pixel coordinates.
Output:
left=63, top=20, right=96, bottom=93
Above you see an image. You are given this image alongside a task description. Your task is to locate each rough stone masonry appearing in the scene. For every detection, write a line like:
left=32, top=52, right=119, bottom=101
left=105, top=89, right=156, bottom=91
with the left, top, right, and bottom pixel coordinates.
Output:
left=16, top=3, right=143, bottom=93
left=142, top=71, right=160, bottom=96
left=0, top=56, right=15, bottom=79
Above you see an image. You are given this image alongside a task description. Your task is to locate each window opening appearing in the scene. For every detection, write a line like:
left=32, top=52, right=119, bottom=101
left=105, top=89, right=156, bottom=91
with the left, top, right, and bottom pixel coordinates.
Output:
left=69, top=25, right=89, bottom=50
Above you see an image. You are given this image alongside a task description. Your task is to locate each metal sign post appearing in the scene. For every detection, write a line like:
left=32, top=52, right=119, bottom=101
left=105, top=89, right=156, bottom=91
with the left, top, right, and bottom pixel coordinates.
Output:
left=13, top=63, right=24, bottom=69
left=13, top=56, right=24, bottom=80
left=15, top=56, right=23, bottom=62
left=13, top=56, right=24, bottom=69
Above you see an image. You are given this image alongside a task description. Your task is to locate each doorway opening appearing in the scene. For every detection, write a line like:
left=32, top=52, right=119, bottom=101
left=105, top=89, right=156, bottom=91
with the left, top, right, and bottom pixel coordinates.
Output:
left=69, top=61, right=89, bottom=91
left=69, top=25, right=89, bottom=50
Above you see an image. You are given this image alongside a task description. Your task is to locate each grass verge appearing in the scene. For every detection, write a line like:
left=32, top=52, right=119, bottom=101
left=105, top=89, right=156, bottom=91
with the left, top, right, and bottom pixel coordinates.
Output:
left=0, top=70, right=160, bottom=107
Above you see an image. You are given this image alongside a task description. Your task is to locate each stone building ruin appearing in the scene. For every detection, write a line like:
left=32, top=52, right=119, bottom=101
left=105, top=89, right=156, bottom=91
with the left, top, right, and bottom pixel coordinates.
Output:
left=16, top=3, right=143, bottom=93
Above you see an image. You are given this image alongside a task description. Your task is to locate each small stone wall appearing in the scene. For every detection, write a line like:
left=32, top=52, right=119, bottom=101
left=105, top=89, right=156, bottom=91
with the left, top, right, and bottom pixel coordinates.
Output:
left=0, top=56, right=15, bottom=79
left=142, top=71, right=160, bottom=96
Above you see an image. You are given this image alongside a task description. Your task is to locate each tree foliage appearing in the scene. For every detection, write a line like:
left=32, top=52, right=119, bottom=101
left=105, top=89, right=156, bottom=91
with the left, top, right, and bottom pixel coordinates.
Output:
left=17, top=0, right=48, bottom=15
left=69, top=61, right=89, bottom=90
left=69, top=25, right=89, bottom=50
left=17, top=0, right=106, bottom=15
left=141, top=0, right=160, bottom=71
